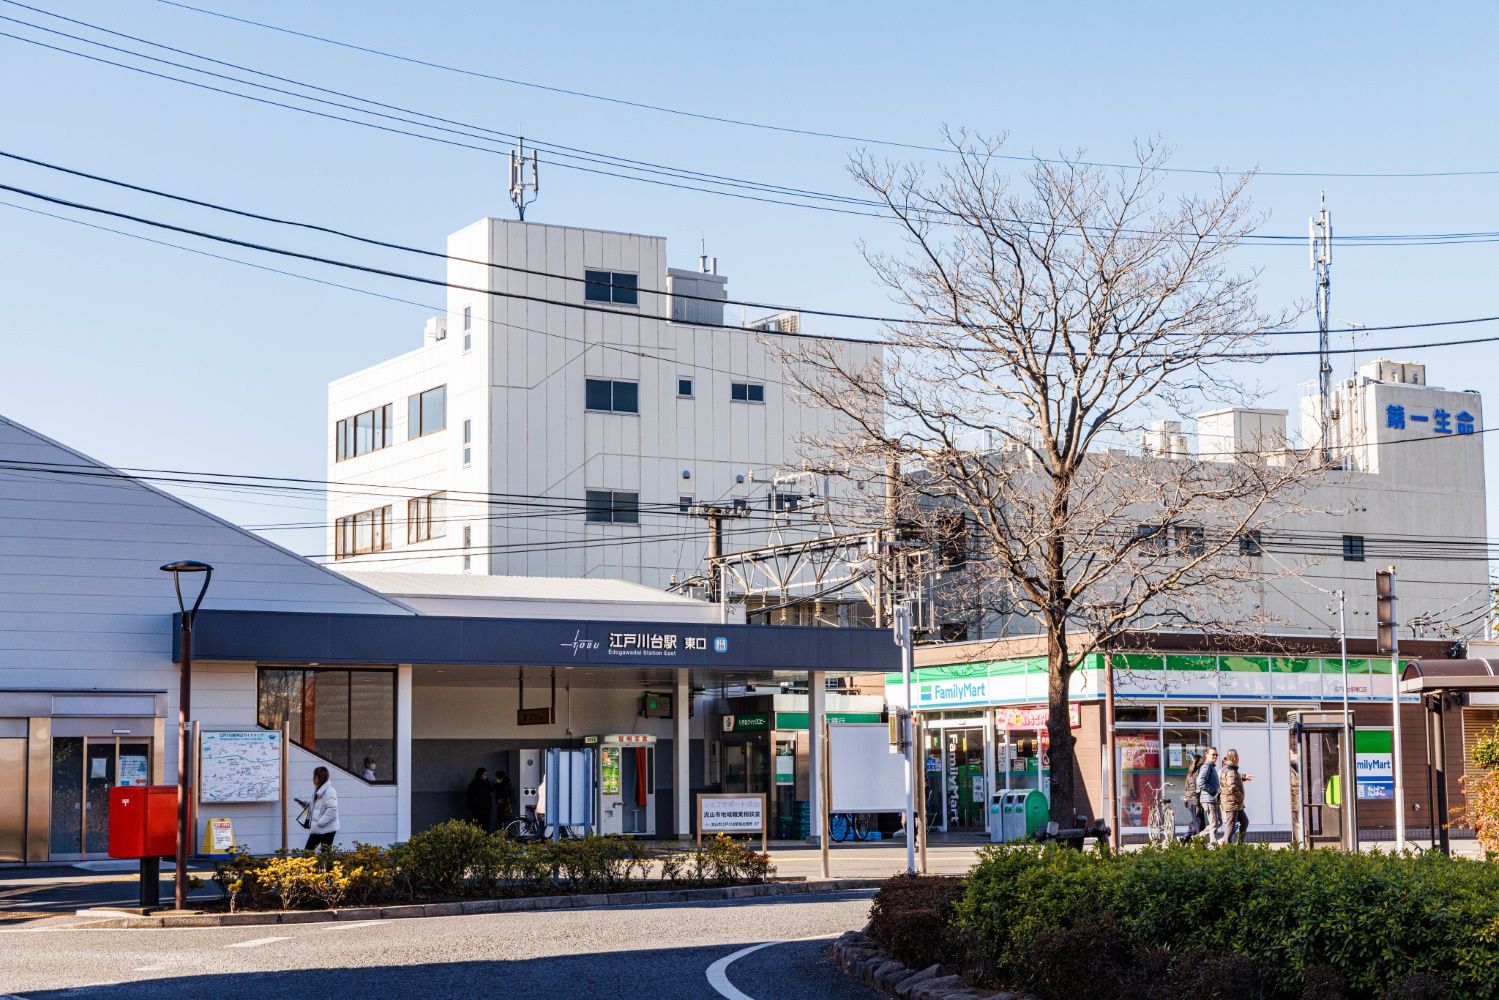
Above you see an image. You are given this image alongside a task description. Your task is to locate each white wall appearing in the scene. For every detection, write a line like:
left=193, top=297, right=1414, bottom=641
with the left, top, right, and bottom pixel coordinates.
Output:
left=0, top=415, right=414, bottom=852
left=411, top=678, right=706, bottom=743
left=328, top=218, right=882, bottom=589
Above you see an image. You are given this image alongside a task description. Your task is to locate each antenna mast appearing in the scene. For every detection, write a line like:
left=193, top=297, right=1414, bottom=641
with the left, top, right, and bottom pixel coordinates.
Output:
left=509, top=138, right=539, bottom=221
left=1310, top=194, right=1333, bottom=465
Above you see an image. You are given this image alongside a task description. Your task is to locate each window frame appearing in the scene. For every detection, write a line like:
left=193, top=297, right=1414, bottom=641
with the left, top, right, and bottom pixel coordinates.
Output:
left=463, top=305, right=472, bottom=331
left=407, top=491, right=448, bottom=543
left=462, top=419, right=472, bottom=467
left=1342, top=534, right=1366, bottom=562
left=585, top=378, right=640, bottom=414
left=584, top=269, right=639, bottom=305
left=678, top=377, right=694, bottom=398
left=1238, top=530, right=1264, bottom=557
left=407, top=385, right=447, bottom=440
left=334, top=505, right=392, bottom=559
left=731, top=382, right=766, bottom=404
left=256, top=666, right=397, bottom=783
left=334, top=403, right=394, bottom=462
left=585, top=490, right=641, bottom=524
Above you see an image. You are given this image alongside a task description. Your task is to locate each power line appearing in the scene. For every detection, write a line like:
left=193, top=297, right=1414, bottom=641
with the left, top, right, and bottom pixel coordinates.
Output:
left=13, top=178, right=1499, bottom=359
left=9, top=10, right=1499, bottom=247
left=148, top=0, right=1499, bottom=181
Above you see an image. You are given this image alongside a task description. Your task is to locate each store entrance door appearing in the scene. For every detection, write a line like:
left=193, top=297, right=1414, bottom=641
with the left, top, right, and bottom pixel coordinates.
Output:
left=939, top=728, right=987, bottom=831
left=49, top=736, right=153, bottom=860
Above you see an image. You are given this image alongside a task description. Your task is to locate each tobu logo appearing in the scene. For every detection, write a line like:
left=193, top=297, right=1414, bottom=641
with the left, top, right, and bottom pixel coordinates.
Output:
left=713, top=637, right=728, bottom=653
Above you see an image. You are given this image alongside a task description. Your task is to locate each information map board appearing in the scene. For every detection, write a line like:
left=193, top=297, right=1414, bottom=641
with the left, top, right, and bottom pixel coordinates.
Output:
left=199, top=730, right=282, bottom=803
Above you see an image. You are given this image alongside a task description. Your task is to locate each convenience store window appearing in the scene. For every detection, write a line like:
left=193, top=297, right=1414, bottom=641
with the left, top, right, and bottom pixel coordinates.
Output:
left=1116, top=703, right=1209, bottom=829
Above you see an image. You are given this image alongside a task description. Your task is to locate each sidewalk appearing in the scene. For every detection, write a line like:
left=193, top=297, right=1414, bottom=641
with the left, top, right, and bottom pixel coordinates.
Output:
left=0, top=861, right=218, bottom=922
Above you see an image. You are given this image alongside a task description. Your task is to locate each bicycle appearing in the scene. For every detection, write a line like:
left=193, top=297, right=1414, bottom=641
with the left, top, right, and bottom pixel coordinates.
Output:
left=501, top=811, right=587, bottom=842
left=1144, top=782, right=1177, bottom=846
left=829, top=812, right=868, bottom=842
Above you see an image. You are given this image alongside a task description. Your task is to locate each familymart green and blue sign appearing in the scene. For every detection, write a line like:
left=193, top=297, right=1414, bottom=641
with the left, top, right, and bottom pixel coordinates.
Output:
left=887, top=653, right=1416, bottom=711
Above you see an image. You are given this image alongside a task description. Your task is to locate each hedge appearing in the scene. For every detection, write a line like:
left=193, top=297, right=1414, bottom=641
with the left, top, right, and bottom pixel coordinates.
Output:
left=214, top=821, right=774, bottom=912
left=954, top=843, right=1499, bottom=999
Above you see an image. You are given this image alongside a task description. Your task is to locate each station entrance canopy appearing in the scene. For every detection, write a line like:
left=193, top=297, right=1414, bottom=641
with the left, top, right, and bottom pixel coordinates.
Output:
left=178, top=611, right=897, bottom=674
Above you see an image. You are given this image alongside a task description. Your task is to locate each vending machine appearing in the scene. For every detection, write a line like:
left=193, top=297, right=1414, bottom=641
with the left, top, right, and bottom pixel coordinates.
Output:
left=587, top=734, right=656, bottom=836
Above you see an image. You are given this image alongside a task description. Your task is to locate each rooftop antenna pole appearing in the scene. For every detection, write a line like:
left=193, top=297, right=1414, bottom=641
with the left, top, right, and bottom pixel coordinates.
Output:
left=509, top=137, right=539, bottom=221
left=1311, top=193, right=1334, bottom=465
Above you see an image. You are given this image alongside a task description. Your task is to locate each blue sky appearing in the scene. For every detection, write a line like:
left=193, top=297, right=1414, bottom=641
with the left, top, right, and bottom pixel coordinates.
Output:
left=2, top=1, right=1498, bottom=552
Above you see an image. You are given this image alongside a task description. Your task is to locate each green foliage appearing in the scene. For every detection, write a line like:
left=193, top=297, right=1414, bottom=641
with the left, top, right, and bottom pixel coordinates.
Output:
left=867, top=873, right=969, bottom=971
left=1472, top=726, right=1499, bottom=770
left=955, top=844, right=1499, bottom=999
left=211, top=829, right=776, bottom=911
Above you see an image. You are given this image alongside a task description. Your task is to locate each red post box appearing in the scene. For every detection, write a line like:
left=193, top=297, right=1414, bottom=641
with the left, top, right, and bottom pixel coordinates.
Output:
left=109, top=785, right=191, bottom=859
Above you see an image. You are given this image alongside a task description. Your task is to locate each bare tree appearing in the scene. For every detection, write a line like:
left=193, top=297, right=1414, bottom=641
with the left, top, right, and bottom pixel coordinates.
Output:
left=776, top=135, right=1324, bottom=821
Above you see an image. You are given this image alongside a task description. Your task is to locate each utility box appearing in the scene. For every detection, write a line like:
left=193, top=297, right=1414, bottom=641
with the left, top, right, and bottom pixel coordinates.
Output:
left=108, top=785, right=188, bottom=859
left=991, top=789, right=1048, bottom=843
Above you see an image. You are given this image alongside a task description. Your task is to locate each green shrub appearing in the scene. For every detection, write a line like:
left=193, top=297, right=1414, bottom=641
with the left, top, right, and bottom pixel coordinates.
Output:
left=867, top=874, right=969, bottom=972
left=1472, top=726, right=1499, bottom=770
left=955, top=844, right=1499, bottom=999
left=397, top=819, right=492, bottom=897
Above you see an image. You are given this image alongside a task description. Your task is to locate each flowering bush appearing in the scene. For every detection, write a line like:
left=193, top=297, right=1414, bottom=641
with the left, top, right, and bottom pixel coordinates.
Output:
left=1458, top=725, right=1499, bottom=857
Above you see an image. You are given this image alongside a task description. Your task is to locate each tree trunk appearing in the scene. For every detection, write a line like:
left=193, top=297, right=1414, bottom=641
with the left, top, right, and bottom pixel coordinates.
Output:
left=1046, top=626, right=1077, bottom=823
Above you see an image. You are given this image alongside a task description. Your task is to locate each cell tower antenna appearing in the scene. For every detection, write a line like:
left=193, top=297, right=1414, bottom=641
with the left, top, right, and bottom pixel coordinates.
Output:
left=509, top=137, right=539, bottom=221
left=1310, top=193, right=1333, bottom=465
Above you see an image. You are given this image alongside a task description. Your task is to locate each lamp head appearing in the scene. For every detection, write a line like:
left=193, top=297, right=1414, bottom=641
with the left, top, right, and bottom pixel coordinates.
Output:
left=160, top=560, right=214, bottom=621
left=160, top=560, right=212, bottom=574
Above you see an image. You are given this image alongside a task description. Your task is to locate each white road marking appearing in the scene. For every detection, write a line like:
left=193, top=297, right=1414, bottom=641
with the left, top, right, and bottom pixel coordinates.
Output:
left=223, top=935, right=290, bottom=949
left=319, top=920, right=381, bottom=931
left=134, top=965, right=169, bottom=972
left=705, top=934, right=838, bottom=1000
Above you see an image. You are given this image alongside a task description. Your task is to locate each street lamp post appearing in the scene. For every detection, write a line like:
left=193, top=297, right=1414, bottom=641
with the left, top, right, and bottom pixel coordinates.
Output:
left=160, top=560, right=212, bottom=912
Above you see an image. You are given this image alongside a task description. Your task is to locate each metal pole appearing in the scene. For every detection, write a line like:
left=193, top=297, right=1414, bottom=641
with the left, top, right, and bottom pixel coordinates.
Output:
left=896, top=604, right=915, bottom=873
left=1434, top=695, right=1451, bottom=856
left=915, top=714, right=928, bottom=873
left=819, top=718, right=831, bottom=879
left=1388, top=569, right=1407, bottom=848
left=175, top=618, right=191, bottom=912
left=1337, top=591, right=1355, bottom=852
left=1104, top=652, right=1119, bottom=853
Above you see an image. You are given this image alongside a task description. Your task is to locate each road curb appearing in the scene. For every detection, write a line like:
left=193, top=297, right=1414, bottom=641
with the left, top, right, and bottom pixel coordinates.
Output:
left=830, top=930, right=1035, bottom=1000
left=75, top=878, right=884, bottom=928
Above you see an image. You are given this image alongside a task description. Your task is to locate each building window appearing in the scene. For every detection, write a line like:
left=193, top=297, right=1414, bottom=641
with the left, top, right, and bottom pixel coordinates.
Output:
left=1134, top=523, right=1169, bottom=555
left=1222, top=706, right=1268, bottom=724
left=585, top=490, right=639, bottom=524
left=463, top=333, right=471, bottom=352
left=462, top=525, right=472, bottom=571
left=678, top=377, right=694, bottom=398
left=678, top=495, right=694, bottom=513
left=1342, top=534, right=1365, bottom=561
left=407, top=491, right=447, bottom=543
left=257, top=667, right=395, bottom=782
left=335, top=403, right=394, bottom=462
left=770, top=493, right=801, bottom=512
left=463, top=306, right=472, bottom=331
left=584, top=270, right=638, bottom=305
left=333, top=505, right=392, bottom=559
left=407, top=385, right=447, bottom=439
left=1238, top=530, right=1263, bottom=557
left=731, top=382, right=765, bottom=403
left=731, top=498, right=749, bottom=513
left=1175, top=524, right=1205, bottom=557
left=585, top=378, right=639, bottom=414
left=462, top=419, right=472, bottom=467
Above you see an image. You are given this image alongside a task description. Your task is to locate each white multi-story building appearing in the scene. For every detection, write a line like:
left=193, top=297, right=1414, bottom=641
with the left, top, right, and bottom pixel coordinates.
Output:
left=327, top=218, right=880, bottom=590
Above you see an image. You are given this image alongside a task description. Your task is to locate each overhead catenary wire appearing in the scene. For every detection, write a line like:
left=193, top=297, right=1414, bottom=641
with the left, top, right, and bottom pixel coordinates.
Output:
left=148, top=0, right=1499, bottom=181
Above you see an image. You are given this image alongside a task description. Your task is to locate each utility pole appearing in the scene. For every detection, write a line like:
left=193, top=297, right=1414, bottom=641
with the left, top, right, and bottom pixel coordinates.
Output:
left=1335, top=589, right=1357, bottom=852
left=509, top=138, right=539, bottom=221
left=1376, top=568, right=1406, bottom=847
left=1310, top=195, right=1334, bottom=465
left=692, top=503, right=748, bottom=623
left=894, top=603, right=916, bottom=873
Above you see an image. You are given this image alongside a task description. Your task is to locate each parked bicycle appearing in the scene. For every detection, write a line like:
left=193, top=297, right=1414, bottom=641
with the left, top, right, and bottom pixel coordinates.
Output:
left=829, top=812, right=869, bottom=842
left=501, top=809, right=587, bottom=842
left=1144, top=781, right=1177, bottom=846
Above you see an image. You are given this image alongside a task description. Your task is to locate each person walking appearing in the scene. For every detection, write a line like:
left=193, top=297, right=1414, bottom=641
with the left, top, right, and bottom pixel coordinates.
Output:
left=1182, top=753, right=1205, bottom=840
left=295, top=766, right=339, bottom=851
left=1196, top=747, right=1223, bottom=843
left=1219, top=749, right=1253, bottom=844
left=466, top=767, right=494, bottom=830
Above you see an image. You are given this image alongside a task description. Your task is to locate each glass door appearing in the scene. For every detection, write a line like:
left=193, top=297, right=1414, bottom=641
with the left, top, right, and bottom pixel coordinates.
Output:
left=49, top=737, right=84, bottom=857
left=83, top=741, right=116, bottom=855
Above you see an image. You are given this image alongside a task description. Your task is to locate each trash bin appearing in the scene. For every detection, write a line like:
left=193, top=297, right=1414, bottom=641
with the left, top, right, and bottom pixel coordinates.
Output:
left=990, top=790, right=1050, bottom=843
left=988, top=793, right=1005, bottom=842
left=1019, top=789, right=1048, bottom=840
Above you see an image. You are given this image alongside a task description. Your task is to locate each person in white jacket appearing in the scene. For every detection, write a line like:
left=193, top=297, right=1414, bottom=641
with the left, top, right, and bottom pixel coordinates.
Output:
left=296, top=766, right=340, bottom=851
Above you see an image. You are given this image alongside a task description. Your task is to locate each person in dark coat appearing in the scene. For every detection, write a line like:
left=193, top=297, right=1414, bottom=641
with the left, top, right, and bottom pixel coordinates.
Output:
left=466, top=767, right=494, bottom=830
left=1182, top=753, right=1206, bottom=840
left=493, top=769, right=516, bottom=827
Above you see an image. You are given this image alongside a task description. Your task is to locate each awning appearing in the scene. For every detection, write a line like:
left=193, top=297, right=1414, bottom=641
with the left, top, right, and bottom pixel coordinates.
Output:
left=1399, top=658, right=1499, bottom=694
left=177, top=610, right=898, bottom=673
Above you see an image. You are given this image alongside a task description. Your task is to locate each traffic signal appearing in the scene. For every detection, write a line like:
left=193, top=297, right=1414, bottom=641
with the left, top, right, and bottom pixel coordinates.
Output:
left=1376, top=568, right=1397, bottom=654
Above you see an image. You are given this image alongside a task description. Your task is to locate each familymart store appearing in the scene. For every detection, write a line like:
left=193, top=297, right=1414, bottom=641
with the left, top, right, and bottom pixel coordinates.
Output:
left=888, top=636, right=1454, bottom=839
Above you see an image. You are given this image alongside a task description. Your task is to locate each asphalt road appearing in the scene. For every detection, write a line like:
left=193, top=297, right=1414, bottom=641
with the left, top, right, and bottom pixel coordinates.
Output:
left=0, top=891, right=883, bottom=1000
